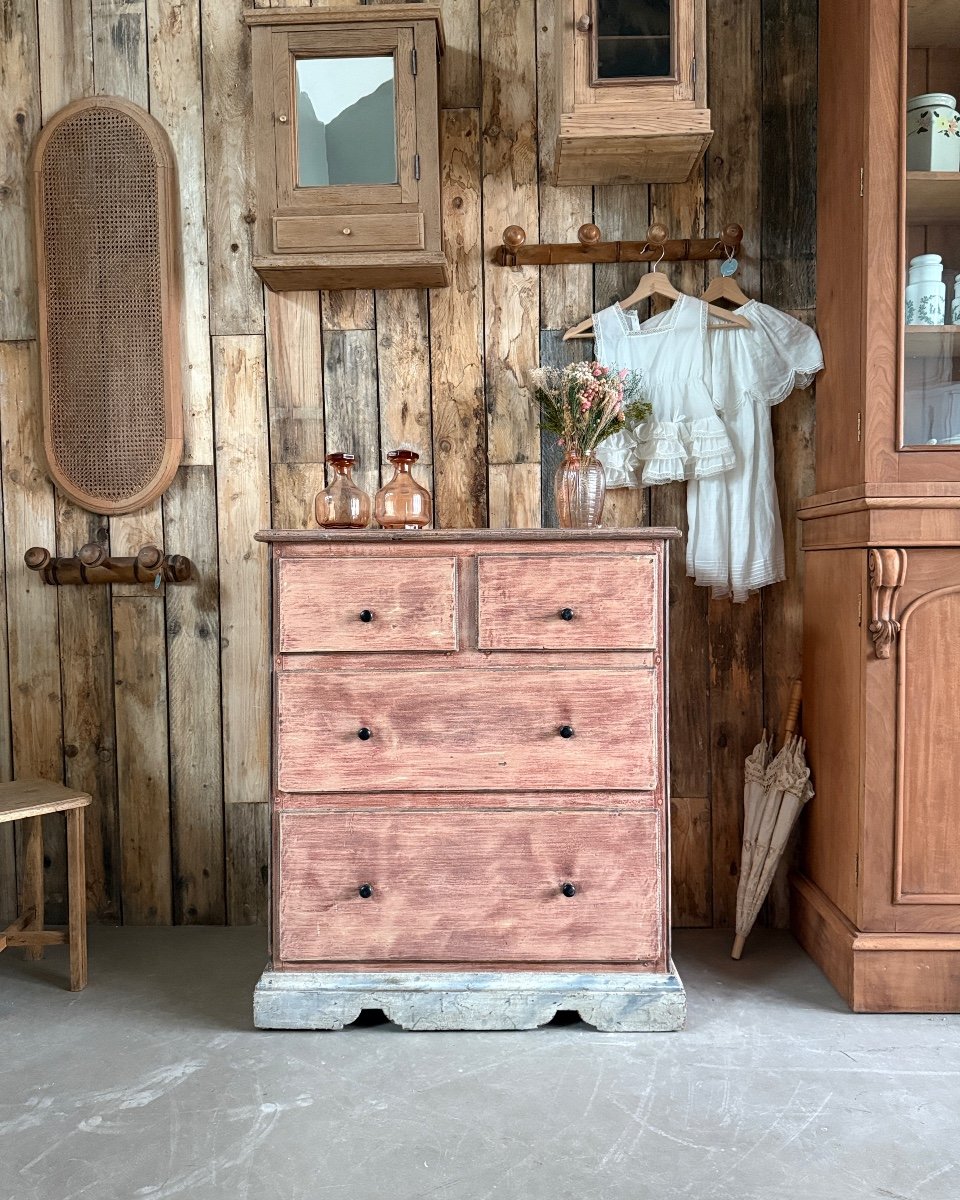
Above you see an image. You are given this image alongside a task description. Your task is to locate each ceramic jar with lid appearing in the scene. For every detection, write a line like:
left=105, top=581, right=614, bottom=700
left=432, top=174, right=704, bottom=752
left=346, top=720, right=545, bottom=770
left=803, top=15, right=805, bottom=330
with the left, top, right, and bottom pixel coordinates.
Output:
left=907, top=93, right=960, bottom=171
left=906, top=254, right=946, bottom=326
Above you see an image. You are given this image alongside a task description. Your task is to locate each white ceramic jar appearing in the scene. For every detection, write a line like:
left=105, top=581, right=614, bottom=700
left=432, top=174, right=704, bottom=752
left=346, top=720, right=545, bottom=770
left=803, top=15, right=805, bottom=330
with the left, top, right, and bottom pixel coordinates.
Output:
left=952, top=272, right=960, bottom=325
left=906, top=254, right=946, bottom=325
left=907, top=93, right=960, bottom=171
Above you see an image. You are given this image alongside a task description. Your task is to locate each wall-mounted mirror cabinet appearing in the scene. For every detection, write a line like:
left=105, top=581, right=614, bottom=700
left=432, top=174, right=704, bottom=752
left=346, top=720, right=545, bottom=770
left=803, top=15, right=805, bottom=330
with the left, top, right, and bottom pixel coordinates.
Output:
left=553, top=0, right=712, bottom=185
left=245, top=5, right=447, bottom=291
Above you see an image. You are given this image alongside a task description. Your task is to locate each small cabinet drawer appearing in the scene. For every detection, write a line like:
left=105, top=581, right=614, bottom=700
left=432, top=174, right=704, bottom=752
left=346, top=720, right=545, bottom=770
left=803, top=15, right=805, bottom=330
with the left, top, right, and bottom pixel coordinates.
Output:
left=477, top=553, right=658, bottom=650
left=276, top=668, right=658, bottom=792
left=277, top=556, right=457, bottom=653
left=277, top=810, right=663, bottom=964
left=273, top=213, right=425, bottom=254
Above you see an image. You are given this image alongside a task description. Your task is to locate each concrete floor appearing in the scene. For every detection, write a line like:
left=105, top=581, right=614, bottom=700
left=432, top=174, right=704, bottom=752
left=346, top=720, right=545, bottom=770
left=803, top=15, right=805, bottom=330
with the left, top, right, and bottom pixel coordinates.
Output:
left=2, top=929, right=958, bottom=1200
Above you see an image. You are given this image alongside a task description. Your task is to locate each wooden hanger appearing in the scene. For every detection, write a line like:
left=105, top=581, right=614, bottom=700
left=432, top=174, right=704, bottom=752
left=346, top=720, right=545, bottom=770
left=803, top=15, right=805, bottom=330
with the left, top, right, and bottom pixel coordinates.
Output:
left=563, top=254, right=751, bottom=342
left=702, top=271, right=753, bottom=308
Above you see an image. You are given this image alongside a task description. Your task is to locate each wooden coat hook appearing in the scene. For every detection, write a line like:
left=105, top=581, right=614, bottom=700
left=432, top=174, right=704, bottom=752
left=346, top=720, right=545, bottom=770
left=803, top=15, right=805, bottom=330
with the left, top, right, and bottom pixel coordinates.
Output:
left=24, top=543, right=192, bottom=587
left=498, top=221, right=744, bottom=267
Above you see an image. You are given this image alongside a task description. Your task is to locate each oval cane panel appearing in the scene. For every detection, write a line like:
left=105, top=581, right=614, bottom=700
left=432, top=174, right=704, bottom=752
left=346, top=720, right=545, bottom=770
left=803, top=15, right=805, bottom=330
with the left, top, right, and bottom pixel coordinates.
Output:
left=32, top=97, right=183, bottom=514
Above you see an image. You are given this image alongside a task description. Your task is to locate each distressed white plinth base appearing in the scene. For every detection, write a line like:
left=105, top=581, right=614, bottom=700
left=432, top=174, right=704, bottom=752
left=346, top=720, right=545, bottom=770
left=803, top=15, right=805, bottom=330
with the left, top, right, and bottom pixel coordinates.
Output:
left=254, top=967, right=686, bottom=1032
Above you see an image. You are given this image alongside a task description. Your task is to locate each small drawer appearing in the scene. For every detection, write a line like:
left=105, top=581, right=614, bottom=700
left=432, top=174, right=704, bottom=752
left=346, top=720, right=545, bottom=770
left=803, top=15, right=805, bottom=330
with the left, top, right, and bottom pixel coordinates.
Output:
left=477, top=553, right=658, bottom=650
left=277, top=810, right=663, bottom=964
left=276, top=667, right=658, bottom=792
left=273, top=213, right=425, bottom=253
left=277, top=556, right=458, bottom=653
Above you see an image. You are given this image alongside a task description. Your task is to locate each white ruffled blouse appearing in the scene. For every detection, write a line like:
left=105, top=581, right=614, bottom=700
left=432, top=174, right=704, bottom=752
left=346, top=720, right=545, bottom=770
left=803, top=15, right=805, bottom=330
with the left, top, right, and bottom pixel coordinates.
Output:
left=595, top=298, right=824, bottom=602
left=593, top=294, right=734, bottom=486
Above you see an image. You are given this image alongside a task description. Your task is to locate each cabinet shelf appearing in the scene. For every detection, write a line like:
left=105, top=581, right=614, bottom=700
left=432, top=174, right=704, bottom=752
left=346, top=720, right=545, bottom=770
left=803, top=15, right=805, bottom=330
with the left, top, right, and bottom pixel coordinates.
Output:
left=905, top=325, right=960, bottom=356
left=908, top=0, right=960, bottom=48
left=906, top=172, right=960, bottom=223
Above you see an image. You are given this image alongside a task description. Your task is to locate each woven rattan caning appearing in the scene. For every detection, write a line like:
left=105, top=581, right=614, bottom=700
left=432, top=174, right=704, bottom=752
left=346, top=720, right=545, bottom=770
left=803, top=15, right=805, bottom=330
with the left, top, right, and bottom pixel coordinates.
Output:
left=31, top=97, right=183, bottom=515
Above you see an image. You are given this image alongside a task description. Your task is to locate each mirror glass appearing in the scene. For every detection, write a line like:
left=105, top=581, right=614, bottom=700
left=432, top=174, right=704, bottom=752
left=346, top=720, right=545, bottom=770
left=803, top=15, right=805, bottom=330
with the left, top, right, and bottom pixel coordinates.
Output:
left=596, top=0, right=673, bottom=80
left=295, top=56, right=398, bottom=186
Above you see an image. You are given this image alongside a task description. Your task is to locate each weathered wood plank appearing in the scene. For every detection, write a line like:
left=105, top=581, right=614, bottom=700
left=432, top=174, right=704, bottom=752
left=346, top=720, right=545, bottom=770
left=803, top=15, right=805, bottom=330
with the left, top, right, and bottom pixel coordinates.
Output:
left=0, top=0, right=40, bottom=340
left=92, top=0, right=148, bottom=106
left=376, top=288, right=433, bottom=494
left=0, top=342, right=66, bottom=920
left=201, top=0, right=263, bottom=336
left=56, top=502, right=121, bottom=922
left=265, top=289, right=324, bottom=465
left=705, top=0, right=764, bottom=929
left=670, top=796, right=712, bottom=927
left=37, top=0, right=93, bottom=120
left=488, top=464, right=541, bottom=530
left=430, top=108, right=486, bottom=529
left=537, top=0, right=592, bottom=332
left=593, top=186, right=650, bottom=312
left=481, top=0, right=540, bottom=524
left=320, top=290, right=375, bottom=332
left=225, top=801, right=269, bottom=925
left=164, top=464, right=225, bottom=924
left=439, top=0, right=480, bottom=109
left=148, top=0, right=213, bottom=464
left=322, top=329, right=381, bottom=500
left=213, top=334, right=271, bottom=807
left=113, top=589, right=172, bottom=924
left=759, top=0, right=817, bottom=930
left=273, top=463, right=327, bottom=530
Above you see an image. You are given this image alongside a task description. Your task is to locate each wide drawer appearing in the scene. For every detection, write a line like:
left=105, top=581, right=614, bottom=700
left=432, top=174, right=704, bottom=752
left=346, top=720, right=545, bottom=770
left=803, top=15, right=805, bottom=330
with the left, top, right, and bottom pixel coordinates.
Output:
left=277, top=810, right=663, bottom=964
left=273, top=212, right=425, bottom=253
left=277, top=556, right=458, bottom=653
left=276, top=668, right=658, bottom=792
left=477, top=553, right=658, bottom=650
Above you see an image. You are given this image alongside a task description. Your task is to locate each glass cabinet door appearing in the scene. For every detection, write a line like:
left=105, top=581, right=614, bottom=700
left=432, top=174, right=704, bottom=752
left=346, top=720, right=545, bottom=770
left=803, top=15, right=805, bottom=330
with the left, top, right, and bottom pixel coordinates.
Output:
left=592, top=0, right=675, bottom=83
left=901, top=1, right=960, bottom=448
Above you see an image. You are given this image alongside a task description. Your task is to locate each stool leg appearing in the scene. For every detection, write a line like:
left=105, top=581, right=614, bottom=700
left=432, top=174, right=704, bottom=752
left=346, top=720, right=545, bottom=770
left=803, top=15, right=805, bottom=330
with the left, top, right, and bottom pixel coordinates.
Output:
left=67, top=807, right=87, bottom=991
left=20, top=816, right=44, bottom=962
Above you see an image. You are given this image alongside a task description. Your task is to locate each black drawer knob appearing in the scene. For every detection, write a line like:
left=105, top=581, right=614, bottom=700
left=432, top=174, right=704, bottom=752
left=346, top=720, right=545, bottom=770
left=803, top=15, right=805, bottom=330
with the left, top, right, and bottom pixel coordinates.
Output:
left=561, top=882, right=577, bottom=898
left=558, top=725, right=575, bottom=739
left=359, top=609, right=374, bottom=623
left=357, top=727, right=373, bottom=741
left=560, top=607, right=575, bottom=621
left=358, top=883, right=374, bottom=899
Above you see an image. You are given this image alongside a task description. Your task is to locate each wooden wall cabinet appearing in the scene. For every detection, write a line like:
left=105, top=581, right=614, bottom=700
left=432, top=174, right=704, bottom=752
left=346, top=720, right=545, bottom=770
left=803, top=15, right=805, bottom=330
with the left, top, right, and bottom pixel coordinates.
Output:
left=553, top=0, right=712, bottom=185
left=794, top=0, right=960, bottom=1011
left=245, top=5, right=448, bottom=291
left=252, top=529, right=686, bottom=1032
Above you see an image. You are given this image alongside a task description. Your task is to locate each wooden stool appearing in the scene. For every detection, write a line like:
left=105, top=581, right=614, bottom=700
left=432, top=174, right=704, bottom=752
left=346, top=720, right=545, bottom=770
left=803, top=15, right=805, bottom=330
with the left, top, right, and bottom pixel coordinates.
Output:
left=0, top=780, right=90, bottom=990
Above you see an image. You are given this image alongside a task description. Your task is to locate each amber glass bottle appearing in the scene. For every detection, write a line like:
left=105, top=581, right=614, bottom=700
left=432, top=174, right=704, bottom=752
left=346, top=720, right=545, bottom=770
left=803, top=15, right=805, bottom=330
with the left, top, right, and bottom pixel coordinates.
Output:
left=374, top=449, right=432, bottom=529
left=315, top=453, right=372, bottom=528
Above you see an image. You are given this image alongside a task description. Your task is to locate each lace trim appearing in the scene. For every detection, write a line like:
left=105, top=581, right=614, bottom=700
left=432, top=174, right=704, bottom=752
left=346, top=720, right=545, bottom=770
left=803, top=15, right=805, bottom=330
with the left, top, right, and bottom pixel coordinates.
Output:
left=728, top=361, right=825, bottom=413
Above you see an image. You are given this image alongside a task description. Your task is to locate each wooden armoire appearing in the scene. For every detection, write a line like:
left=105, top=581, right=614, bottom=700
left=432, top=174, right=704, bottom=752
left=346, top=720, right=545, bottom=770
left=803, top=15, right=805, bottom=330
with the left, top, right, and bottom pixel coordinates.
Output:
left=792, top=0, right=960, bottom=1011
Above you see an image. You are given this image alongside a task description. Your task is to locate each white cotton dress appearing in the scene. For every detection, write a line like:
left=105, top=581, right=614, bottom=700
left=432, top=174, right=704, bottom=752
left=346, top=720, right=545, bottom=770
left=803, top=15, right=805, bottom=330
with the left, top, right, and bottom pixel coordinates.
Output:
left=593, top=294, right=735, bottom=486
left=596, top=298, right=823, bottom=602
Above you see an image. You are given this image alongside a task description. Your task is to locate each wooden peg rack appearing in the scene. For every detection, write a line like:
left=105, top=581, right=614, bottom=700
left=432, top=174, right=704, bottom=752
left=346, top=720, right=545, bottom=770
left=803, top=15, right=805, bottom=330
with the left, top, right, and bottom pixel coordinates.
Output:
left=497, top=221, right=744, bottom=267
left=24, top=543, right=192, bottom=587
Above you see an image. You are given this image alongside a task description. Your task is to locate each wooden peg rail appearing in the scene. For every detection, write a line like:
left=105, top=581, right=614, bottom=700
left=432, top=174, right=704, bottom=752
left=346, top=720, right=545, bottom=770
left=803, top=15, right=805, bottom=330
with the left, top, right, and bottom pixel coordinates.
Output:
left=24, top=543, right=192, bottom=587
left=497, top=221, right=744, bottom=267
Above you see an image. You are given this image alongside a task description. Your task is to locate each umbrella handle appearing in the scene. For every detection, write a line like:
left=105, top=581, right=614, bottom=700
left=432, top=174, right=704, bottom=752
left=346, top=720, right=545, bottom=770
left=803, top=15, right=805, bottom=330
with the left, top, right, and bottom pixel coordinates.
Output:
left=731, top=933, right=747, bottom=960
left=780, top=679, right=803, bottom=746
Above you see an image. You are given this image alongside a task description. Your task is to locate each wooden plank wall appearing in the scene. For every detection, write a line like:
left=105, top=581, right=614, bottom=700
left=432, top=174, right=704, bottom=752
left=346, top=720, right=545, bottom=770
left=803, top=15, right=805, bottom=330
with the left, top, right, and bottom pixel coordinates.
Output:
left=0, top=0, right=817, bottom=928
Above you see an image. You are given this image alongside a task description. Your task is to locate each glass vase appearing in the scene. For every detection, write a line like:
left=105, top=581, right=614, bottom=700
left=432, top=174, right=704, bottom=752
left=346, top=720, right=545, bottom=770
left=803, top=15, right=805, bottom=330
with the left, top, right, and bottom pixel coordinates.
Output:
left=554, top=452, right=606, bottom=529
left=374, top=449, right=432, bottom=529
left=315, top=452, right=372, bottom=528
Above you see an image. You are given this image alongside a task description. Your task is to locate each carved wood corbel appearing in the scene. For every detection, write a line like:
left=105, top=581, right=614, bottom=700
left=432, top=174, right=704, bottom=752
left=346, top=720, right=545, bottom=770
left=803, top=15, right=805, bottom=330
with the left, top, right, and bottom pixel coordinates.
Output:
left=868, top=548, right=908, bottom=659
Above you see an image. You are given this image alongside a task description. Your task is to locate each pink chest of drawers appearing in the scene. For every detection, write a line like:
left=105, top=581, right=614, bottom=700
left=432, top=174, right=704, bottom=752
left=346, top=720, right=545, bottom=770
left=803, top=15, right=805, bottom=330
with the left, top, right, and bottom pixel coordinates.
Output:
left=253, top=528, right=685, bottom=1031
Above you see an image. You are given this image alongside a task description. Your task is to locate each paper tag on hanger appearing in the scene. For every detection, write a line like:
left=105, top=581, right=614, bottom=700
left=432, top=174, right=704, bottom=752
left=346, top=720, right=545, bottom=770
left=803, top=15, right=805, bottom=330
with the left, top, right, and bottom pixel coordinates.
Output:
left=154, top=572, right=162, bottom=591
left=720, top=257, right=739, bottom=277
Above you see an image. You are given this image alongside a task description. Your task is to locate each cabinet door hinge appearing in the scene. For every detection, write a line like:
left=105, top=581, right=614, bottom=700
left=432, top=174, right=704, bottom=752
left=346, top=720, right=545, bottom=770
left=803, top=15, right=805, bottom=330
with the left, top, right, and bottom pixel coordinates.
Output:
left=855, top=852, right=860, bottom=884
left=414, top=153, right=421, bottom=181
left=860, top=166, right=864, bottom=197
left=857, top=411, right=862, bottom=442
left=691, top=57, right=697, bottom=84
left=858, top=590, right=863, bottom=627
left=411, top=46, right=418, bottom=75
